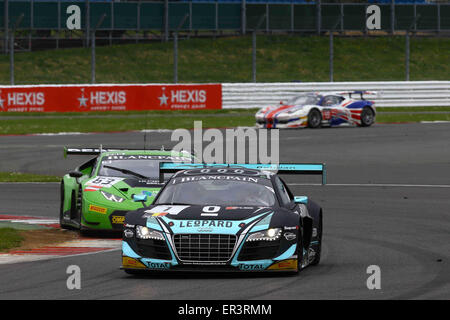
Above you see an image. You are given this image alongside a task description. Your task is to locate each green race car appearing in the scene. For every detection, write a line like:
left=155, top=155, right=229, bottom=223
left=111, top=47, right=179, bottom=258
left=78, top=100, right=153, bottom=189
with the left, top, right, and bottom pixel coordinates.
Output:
left=60, top=147, right=194, bottom=232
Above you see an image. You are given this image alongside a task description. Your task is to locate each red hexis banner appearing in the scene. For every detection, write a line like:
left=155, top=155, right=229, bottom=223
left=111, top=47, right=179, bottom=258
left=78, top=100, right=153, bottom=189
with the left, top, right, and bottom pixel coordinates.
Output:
left=0, top=84, right=222, bottom=112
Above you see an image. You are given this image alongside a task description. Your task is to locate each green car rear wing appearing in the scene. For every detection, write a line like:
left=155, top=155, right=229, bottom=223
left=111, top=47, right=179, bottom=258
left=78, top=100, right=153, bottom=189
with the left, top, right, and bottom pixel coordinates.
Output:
left=159, top=163, right=326, bottom=185
left=63, top=146, right=177, bottom=158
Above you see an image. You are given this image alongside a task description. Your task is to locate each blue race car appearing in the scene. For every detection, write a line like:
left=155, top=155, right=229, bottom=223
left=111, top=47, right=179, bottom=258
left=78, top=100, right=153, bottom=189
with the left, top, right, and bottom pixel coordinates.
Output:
left=121, top=163, right=325, bottom=274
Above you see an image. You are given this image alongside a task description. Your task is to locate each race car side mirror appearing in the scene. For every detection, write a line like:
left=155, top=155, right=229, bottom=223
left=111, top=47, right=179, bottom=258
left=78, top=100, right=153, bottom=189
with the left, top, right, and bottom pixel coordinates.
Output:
left=294, top=196, right=308, bottom=204
left=132, top=194, right=148, bottom=202
left=69, top=171, right=83, bottom=178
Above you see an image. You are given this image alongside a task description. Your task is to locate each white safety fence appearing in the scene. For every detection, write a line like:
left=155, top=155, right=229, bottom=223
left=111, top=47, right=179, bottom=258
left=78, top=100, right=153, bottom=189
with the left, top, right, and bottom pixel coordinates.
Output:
left=222, top=81, right=450, bottom=108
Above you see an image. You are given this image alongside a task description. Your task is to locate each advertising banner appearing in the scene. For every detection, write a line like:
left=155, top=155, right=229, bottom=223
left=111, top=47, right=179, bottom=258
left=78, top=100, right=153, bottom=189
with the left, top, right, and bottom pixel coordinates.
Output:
left=0, top=84, right=222, bottom=112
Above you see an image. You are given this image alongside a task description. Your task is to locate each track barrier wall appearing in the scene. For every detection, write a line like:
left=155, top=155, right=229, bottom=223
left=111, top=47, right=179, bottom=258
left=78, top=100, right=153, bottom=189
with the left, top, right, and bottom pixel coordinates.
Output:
left=0, top=83, right=222, bottom=112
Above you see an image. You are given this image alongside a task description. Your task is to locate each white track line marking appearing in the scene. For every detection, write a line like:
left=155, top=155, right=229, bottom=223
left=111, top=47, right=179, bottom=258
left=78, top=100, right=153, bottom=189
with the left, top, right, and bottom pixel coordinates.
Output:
left=56, top=239, right=121, bottom=248
left=421, top=121, right=450, bottom=124
left=8, top=219, right=59, bottom=225
left=0, top=248, right=121, bottom=265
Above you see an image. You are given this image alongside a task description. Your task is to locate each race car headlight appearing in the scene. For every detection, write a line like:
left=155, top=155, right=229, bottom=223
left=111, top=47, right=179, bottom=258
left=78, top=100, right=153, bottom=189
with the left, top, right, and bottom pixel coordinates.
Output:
left=247, top=228, right=282, bottom=242
left=100, top=190, right=125, bottom=203
left=136, top=226, right=165, bottom=241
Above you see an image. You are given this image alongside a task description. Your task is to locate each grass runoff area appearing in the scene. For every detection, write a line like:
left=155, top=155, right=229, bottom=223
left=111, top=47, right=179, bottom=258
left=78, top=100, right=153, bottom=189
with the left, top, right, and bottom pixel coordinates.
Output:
left=0, top=172, right=61, bottom=182
left=1, top=107, right=450, bottom=135
left=0, top=228, right=24, bottom=251
left=0, top=36, right=449, bottom=83
left=0, top=227, right=79, bottom=252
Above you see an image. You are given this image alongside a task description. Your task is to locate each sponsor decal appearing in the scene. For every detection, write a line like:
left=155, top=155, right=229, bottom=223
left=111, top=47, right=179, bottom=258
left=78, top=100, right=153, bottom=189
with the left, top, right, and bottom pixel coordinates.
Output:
left=225, top=206, right=254, bottom=210
left=84, top=185, right=103, bottom=192
left=105, top=155, right=193, bottom=161
left=172, top=175, right=259, bottom=184
left=144, top=205, right=190, bottom=216
left=148, top=262, right=170, bottom=270
left=0, top=89, right=45, bottom=112
left=182, top=168, right=261, bottom=176
left=86, top=176, right=124, bottom=188
left=201, top=205, right=220, bottom=217
left=112, top=216, right=125, bottom=224
left=322, top=109, right=331, bottom=120
left=238, top=264, right=265, bottom=271
left=89, top=204, right=107, bottom=214
left=124, top=229, right=134, bottom=238
left=122, top=257, right=146, bottom=269
left=284, top=226, right=298, bottom=230
left=284, top=232, right=296, bottom=241
left=268, top=259, right=297, bottom=270
left=152, top=212, right=168, bottom=217
left=0, top=84, right=221, bottom=112
left=179, top=220, right=232, bottom=228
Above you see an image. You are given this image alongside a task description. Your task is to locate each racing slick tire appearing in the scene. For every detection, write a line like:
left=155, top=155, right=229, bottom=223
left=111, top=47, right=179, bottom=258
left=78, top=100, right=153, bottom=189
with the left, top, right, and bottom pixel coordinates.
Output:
left=360, top=107, right=375, bottom=127
left=310, top=210, right=322, bottom=266
left=76, top=185, right=88, bottom=235
left=307, top=109, right=322, bottom=128
left=59, top=182, right=70, bottom=230
left=296, top=226, right=304, bottom=273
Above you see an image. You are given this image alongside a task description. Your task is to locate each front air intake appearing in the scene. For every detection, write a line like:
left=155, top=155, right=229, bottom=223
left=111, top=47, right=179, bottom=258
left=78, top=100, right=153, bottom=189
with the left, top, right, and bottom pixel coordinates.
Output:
left=173, top=234, right=236, bottom=262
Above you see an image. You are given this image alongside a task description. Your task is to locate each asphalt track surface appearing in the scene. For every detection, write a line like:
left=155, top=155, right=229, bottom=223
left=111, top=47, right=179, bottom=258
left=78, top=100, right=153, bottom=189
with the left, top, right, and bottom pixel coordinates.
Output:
left=0, top=123, right=449, bottom=299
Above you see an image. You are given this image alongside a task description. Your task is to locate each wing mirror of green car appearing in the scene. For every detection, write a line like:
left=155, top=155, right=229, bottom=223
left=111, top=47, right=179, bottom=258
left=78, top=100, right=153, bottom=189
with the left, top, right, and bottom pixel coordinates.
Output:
left=132, top=194, right=148, bottom=202
left=294, top=196, right=308, bottom=204
left=69, top=171, right=83, bottom=178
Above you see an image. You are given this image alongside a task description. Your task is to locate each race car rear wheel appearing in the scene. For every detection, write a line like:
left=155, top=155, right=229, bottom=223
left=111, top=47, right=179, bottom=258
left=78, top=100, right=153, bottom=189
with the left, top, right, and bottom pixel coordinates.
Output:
left=360, top=107, right=375, bottom=127
left=310, top=210, right=322, bottom=266
left=307, top=109, right=322, bottom=128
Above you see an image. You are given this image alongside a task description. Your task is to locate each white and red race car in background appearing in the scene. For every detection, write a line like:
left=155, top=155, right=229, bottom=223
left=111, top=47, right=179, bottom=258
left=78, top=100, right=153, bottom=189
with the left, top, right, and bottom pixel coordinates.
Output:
left=255, top=91, right=377, bottom=129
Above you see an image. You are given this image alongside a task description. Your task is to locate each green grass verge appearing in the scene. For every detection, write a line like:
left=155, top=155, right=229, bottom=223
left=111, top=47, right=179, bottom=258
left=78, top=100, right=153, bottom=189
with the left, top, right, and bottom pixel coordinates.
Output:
left=0, top=112, right=254, bottom=134
left=0, top=109, right=255, bottom=117
left=0, top=172, right=61, bottom=182
left=1, top=108, right=450, bottom=135
left=0, top=36, right=449, bottom=84
left=377, top=107, right=450, bottom=113
left=0, top=228, right=24, bottom=251
left=377, top=113, right=450, bottom=123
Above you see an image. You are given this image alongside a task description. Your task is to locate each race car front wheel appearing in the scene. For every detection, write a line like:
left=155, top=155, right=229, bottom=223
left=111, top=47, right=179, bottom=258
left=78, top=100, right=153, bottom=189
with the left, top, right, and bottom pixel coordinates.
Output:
left=296, top=227, right=304, bottom=273
left=59, top=182, right=69, bottom=230
left=307, top=109, right=322, bottom=128
left=310, top=210, right=322, bottom=266
left=360, top=107, right=375, bottom=127
left=76, top=185, right=84, bottom=231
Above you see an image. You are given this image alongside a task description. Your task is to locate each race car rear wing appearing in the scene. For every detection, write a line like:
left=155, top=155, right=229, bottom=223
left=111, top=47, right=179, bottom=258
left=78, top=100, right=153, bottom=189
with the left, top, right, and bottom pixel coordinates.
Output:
left=64, top=147, right=130, bottom=158
left=159, top=162, right=326, bottom=185
left=338, top=91, right=378, bottom=100
left=63, top=146, right=191, bottom=158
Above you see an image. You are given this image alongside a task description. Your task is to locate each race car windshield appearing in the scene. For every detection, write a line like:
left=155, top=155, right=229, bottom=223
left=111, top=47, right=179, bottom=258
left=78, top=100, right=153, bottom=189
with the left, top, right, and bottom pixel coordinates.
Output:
left=156, top=179, right=276, bottom=207
left=287, top=95, right=320, bottom=106
left=98, top=159, right=165, bottom=180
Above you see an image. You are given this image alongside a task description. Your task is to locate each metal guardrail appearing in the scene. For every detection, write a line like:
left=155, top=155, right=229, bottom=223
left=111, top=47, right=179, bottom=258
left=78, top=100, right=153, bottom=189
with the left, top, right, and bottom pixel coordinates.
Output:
left=221, top=81, right=450, bottom=108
